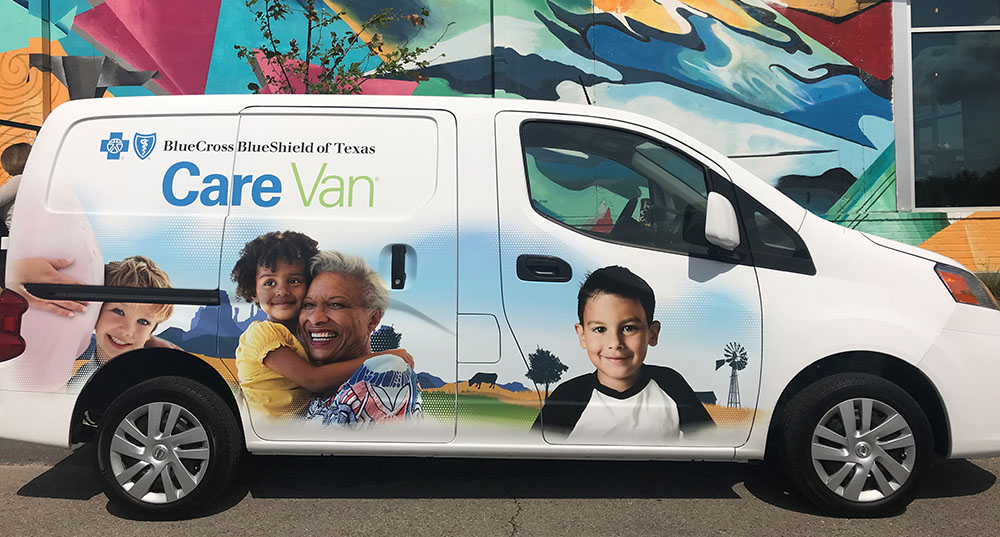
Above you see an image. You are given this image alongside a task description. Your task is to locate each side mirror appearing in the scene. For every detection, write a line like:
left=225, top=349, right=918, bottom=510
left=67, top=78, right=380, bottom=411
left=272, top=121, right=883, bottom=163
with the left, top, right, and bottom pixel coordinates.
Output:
left=705, top=192, right=740, bottom=250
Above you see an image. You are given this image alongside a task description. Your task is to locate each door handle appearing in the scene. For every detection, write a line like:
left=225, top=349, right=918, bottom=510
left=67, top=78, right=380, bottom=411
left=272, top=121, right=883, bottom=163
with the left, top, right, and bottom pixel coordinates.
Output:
left=391, top=244, right=406, bottom=289
left=516, top=255, right=572, bottom=283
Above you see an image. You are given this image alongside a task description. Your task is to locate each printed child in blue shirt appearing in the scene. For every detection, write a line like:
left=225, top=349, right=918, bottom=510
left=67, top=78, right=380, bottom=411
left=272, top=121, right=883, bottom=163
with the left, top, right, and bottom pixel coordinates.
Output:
left=69, top=256, right=175, bottom=386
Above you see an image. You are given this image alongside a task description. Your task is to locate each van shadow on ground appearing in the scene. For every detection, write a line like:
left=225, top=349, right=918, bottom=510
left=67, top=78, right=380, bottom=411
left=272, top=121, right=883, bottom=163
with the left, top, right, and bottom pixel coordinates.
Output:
left=16, top=445, right=996, bottom=521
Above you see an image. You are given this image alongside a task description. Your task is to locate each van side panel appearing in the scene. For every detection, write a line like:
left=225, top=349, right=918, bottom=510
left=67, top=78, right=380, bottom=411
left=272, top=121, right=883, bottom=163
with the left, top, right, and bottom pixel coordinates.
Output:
left=0, top=113, right=233, bottom=419
left=225, top=107, right=458, bottom=443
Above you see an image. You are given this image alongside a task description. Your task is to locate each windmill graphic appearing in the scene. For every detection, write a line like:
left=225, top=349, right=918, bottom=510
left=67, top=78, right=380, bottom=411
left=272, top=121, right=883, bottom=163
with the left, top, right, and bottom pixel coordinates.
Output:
left=716, top=342, right=748, bottom=408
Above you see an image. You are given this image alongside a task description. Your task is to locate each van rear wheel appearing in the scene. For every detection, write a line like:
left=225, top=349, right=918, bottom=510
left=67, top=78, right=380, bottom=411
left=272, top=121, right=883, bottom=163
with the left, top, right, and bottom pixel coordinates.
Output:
left=779, top=373, right=934, bottom=517
left=94, top=376, right=242, bottom=518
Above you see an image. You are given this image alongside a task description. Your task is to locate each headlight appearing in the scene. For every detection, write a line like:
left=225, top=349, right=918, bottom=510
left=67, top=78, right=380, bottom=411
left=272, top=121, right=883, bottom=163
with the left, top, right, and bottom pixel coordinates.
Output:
left=935, top=263, right=999, bottom=310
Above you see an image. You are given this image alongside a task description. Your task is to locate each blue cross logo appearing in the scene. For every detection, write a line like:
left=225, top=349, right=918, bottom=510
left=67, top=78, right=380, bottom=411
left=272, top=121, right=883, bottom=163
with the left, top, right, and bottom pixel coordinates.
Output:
left=100, top=132, right=129, bottom=160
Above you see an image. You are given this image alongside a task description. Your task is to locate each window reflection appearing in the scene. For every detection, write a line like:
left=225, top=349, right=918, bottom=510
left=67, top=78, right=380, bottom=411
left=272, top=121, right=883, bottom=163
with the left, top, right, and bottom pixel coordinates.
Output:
left=912, top=0, right=1000, bottom=28
left=912, top=32, right=1000, bottom=207
left=520, top=122, right=713, bottom=255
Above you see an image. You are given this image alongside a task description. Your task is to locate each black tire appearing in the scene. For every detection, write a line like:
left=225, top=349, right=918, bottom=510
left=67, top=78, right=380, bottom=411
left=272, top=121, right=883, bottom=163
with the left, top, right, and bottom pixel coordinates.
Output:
left=94, top=376, right=242, bottom=518
left=779, top=372, right=934, bottom=517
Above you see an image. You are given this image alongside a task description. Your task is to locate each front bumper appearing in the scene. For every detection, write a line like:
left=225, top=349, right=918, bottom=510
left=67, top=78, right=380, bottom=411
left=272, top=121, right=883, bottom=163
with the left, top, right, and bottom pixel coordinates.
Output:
left=919, top=306, right=1000, bottom=458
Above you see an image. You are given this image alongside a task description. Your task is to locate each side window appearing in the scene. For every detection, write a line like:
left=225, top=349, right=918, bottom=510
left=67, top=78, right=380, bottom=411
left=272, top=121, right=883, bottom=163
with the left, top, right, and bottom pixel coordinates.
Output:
left=754, top=212, right=798, bottom=253
left=520, top=121, right=713, bottom=256
left=732, top=184, right=816, bottom=275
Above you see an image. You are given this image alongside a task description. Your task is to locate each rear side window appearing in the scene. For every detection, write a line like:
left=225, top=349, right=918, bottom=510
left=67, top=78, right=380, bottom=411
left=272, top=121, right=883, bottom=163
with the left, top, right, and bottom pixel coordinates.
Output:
left=732, top=183, right=815, bottom=275
left=520, top=121, right=715, bottom=257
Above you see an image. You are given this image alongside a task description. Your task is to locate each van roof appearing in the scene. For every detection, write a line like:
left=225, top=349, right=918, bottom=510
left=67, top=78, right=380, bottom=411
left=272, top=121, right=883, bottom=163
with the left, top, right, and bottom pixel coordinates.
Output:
left=44, top=94, right=722, bottom=163
left=38, top=94, right=743, bottom=201
left=46, top=94, right=650, bottom=125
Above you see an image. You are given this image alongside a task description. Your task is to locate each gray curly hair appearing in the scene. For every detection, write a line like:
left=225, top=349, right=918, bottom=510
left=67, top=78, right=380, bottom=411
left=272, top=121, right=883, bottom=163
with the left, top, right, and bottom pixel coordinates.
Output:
left=309, top=250, right=390, bottom=311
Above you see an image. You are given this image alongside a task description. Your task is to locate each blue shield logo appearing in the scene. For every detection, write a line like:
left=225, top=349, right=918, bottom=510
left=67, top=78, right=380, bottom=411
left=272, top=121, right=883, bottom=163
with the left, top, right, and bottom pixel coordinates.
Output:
left=133, top=133, right=156, bottom=160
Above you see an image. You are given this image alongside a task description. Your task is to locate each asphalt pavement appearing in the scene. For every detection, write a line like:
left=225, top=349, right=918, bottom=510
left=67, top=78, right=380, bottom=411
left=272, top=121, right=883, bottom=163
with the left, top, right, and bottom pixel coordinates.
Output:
left=1, top=438, right=999, bottom=536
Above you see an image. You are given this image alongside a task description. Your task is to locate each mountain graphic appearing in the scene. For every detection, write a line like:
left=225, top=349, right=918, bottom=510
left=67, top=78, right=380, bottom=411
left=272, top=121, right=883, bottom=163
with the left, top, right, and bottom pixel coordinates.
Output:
left=158, top=290, right=266, bottom=357
left=416, top=372, right=446, bottom=389
left=497, top=381, right=530, bottom=392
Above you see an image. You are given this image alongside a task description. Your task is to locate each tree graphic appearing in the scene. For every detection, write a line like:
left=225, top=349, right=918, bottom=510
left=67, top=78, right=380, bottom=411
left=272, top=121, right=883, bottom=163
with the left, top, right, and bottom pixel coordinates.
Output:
left=525, top=346, right=568, bottom=401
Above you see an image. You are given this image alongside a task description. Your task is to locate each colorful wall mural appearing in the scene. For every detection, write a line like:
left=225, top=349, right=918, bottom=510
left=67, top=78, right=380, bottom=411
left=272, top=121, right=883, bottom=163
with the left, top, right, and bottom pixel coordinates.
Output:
left=2, top=0, right=999, bottom=269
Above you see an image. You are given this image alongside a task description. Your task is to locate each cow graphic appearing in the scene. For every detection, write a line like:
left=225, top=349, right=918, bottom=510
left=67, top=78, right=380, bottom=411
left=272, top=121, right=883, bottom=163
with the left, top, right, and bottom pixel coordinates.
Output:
left=468, top=372, right=498, bottom=389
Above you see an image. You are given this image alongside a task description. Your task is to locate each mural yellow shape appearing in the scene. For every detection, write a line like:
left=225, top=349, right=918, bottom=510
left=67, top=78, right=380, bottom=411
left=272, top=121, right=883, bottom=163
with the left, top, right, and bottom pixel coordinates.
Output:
left=593, top=0, right=769, bottom=35
left=683, top=0, right=773, bottom=30
left=594, top=0, right=684, bottom=34
left=0, top=39, right=70, bottom=184
left=778, top=0, right=877, bottom=18
left=921, top=212, right=1000, bottom=272
left=323, top=0, right=397, bottom=59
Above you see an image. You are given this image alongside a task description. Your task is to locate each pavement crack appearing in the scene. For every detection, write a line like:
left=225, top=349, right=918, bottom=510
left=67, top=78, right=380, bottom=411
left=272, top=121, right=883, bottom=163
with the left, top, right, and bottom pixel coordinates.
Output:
left=507, top=496, right=522, bottom=537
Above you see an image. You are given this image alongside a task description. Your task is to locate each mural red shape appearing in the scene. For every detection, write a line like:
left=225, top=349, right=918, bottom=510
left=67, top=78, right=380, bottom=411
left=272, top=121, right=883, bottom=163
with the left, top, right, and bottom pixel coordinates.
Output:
left=74, top=0, right=222, bottom=95
left=253, top=50, right=418, bottom=95
left=591, top=208, right=614, bottom=235
left=768, top=1, right=892, bottom=80
left=360, top=79, right=418, bottom=95
left=74, top=4, right=181, bottom=94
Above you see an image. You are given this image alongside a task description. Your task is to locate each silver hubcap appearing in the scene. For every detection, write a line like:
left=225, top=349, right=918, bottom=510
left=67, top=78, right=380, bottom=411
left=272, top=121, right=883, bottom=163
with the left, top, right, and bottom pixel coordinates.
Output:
left=108, top=402, right=210, bottom=504
left=811, top=398, right=916, bottom=503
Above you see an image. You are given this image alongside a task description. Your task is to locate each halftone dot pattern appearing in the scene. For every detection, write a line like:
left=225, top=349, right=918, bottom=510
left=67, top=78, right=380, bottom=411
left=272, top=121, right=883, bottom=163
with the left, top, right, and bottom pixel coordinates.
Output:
left=457, top=229, right=504, bottom=312
left=221, top=219, right=460, bottom=420
left=420, top=391, right=456, bottom=423
left=497, top=224, right=762, bottom=431
left=459, top=230, right=505, bottom=281
left=498, top=227, right=574, bottom=266
left=497, top=227, right=588, bottom=297
left=220, top=220, right=457, bottom=307
left=496, top=225, right=603, bottom=385
left=462, top=229, right=498, bottom=244
left=3, top=304, right=230, bottom=393
left=656, top=287, right=760, bottom=340
left=657, top=285, right=761, bottom=428
left=459, top=230, right=502, bottom=263
left=0, top=357, right=66, bottom=392
left=456, top=393, right=541, bottom=428
left=370, top=326, right=403, bottom=353
left=221, top=221, right=456, bottom=266
left=87, top=214, right=227, bottom=289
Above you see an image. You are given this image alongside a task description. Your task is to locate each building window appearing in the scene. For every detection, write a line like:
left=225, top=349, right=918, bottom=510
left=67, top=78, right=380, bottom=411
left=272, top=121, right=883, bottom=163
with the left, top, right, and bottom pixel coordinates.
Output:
left=910, top=1, right=1000, bottom=208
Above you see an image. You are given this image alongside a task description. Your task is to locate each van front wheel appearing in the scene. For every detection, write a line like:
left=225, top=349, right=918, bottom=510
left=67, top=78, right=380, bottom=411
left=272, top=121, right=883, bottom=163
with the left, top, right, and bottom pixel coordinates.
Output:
left=95, top=376, right=242, bottom=518
left=779, top=373, right=934, bottom=517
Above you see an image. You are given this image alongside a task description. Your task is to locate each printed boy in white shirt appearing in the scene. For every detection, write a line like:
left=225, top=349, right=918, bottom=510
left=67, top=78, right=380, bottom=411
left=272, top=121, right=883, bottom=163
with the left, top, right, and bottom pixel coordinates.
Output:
left=532, top=266, right=714, bottom=444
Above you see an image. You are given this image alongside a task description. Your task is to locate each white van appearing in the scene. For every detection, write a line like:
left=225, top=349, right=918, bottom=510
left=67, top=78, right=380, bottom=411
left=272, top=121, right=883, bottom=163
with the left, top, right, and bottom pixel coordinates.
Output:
left=2, top=95, right=999, bottom=518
